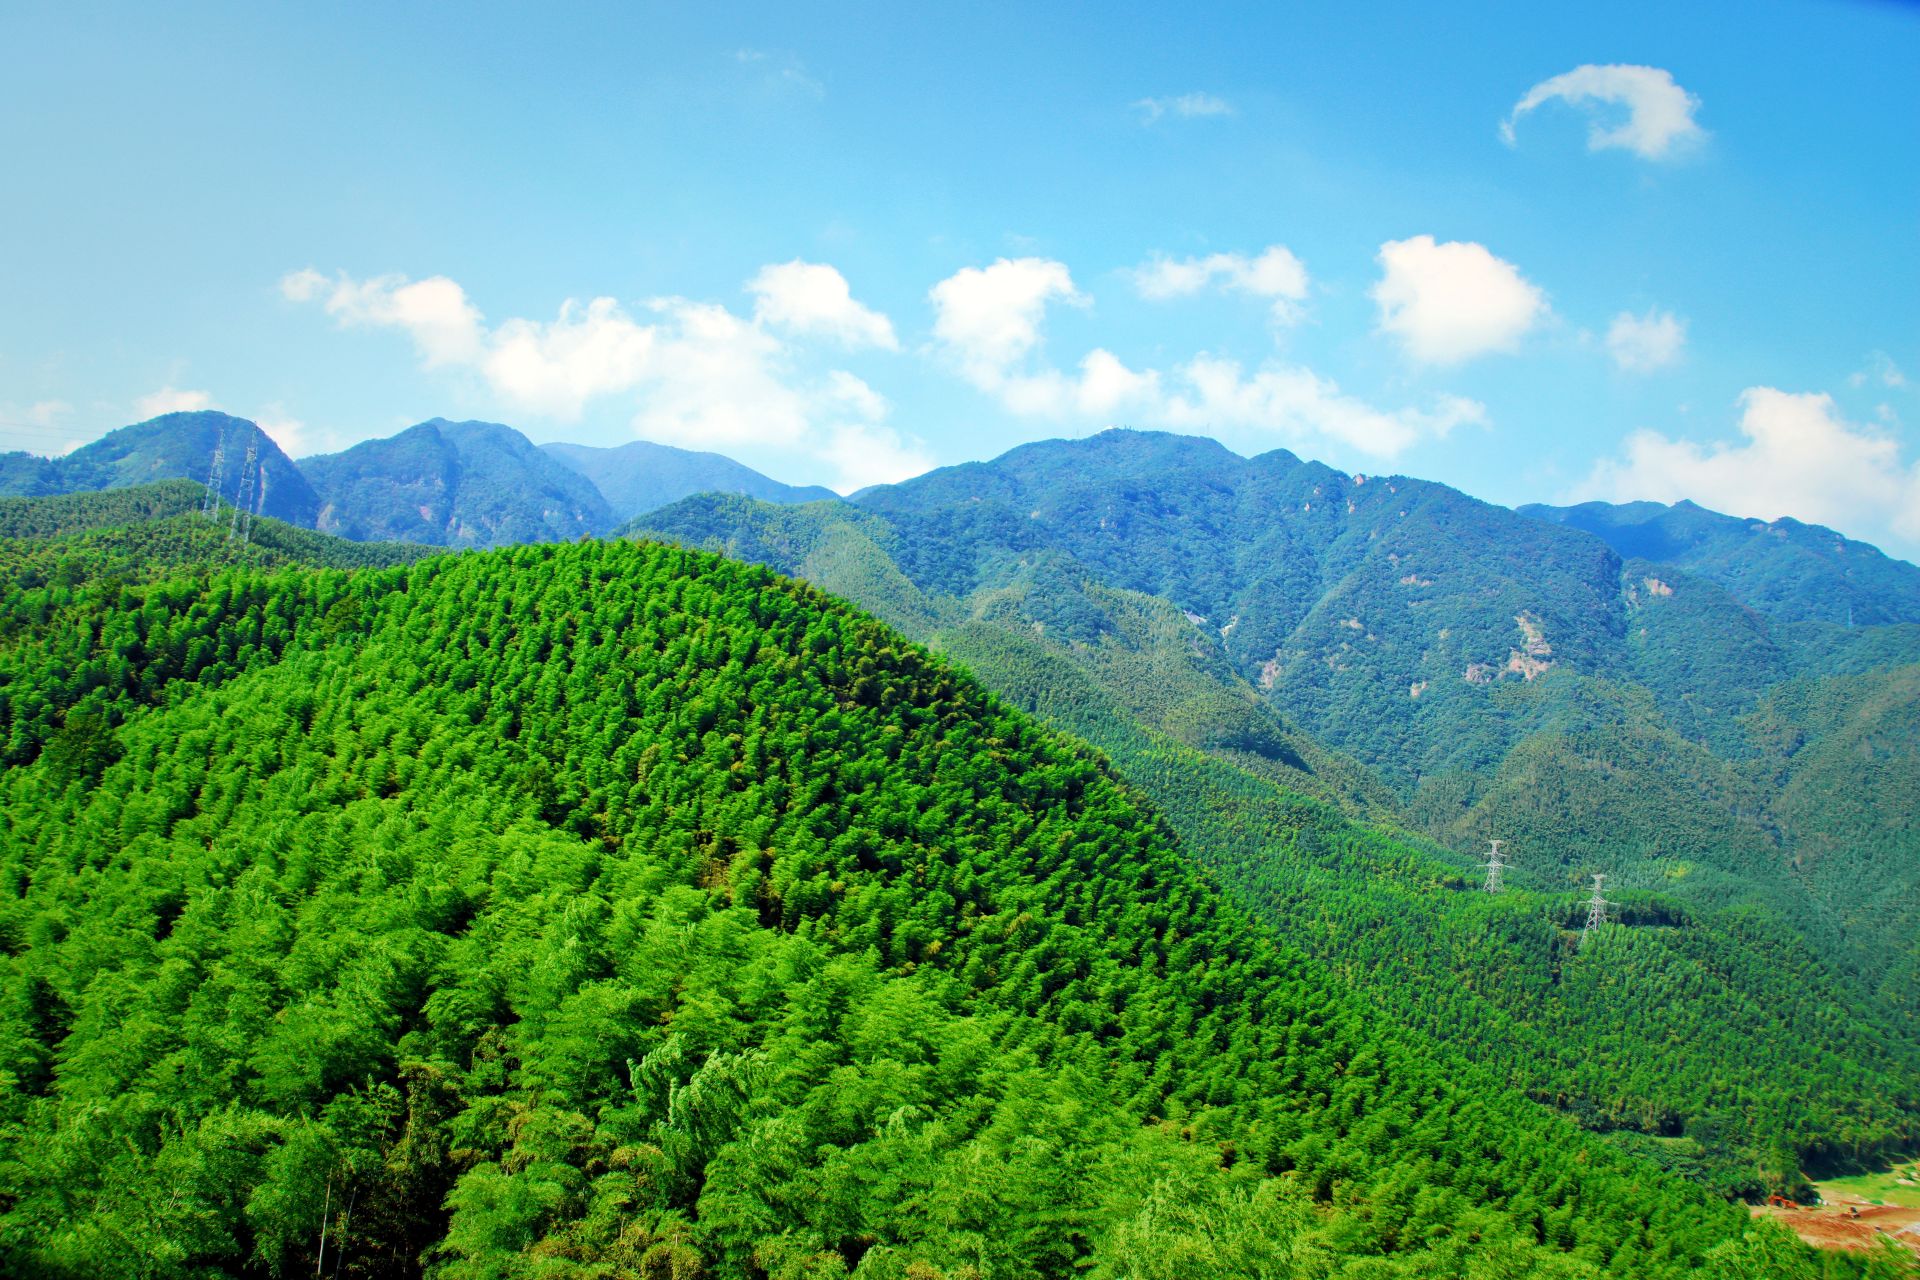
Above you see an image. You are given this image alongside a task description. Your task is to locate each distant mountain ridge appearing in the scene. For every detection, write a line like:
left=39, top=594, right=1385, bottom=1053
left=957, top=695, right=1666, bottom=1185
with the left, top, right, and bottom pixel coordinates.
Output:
left=302, top=418, right=614, bottom=546
left=1520, top=498, right=1920, bottom=626
left=0, top=411, right=319, bottom=524
left=0, top=412, right=835, bottom=547
left=542, top=439, right=837, bottom=523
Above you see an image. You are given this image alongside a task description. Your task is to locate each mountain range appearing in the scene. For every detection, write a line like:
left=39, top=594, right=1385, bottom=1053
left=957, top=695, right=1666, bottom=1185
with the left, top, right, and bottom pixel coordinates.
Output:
left=0, top=411, right=838, bottom=547
left=3, top=416, right=1918, bottom=1272
left=5, top=413, right=1919, bottom=1190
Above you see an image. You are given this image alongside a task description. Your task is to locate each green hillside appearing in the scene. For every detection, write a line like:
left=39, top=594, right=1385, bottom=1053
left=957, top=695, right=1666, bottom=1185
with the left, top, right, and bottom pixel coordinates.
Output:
left=628, top=488, right=1920, bottom=1189
left=0, top=481, right=441, bottom=592
left=4, top=533, right=1866, bottom=1278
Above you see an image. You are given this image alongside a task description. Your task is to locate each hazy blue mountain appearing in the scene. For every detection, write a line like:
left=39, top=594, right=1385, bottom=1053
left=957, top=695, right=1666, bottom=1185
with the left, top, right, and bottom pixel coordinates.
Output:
left=1520, top=498, right=1920, bottom=626
left=0, top=410, right=318, bottom=524
left=302, top=418, right=613, bottom=546
left=542, top=439, right=838, bottom=521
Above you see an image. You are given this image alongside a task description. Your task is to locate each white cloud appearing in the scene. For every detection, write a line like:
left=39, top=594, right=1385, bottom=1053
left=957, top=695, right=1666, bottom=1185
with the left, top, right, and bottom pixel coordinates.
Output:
left=1502, top=64, right=1705, bottom=160
left=484, top=297, right=658, bottom=419
left=283, top=269, right=485, bottom=367
left=135, top=387, right=215, bottom=418
left=1371, top=235, right=1547, bottom=365
left=929, top=257, right=1086, bottom=387
left=1131, top=246, right=1310, bottom=323
left=1606, top=308, right=1686, bottom=373
left=284, top=264, right=930, bottom=491
left=928, top=257, right=1485, bottom=459
left=1572, top=388, right=1920, bottom=552
left=25, top=400, right=71, bottom=429
left=734, top=48, right=824, bottom=99
left=628, top=299, right=811, bottom=449
left=1134, top=93, right=1234, bottom=123
left=254, top=408, right=347, bottom=459
left=1850, top=351, right=1908, bottom=390
left=748, top=260, right=898, bottom=350
left=821, top=414, right=935, bottom=492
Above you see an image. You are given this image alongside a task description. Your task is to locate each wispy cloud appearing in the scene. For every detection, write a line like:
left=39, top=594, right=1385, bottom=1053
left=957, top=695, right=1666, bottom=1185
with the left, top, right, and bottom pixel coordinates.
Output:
left=1130, top=246, right=1310, bottom=324
left=1502, top=64, right=1705, bottom=160
left=734, top=48, right=824, bottom=100
left=1133, top=92, right=1233, bottom=124
left=1606, top=308, right=1687, bottom=373
left=135, top=386, right=215, bottom=418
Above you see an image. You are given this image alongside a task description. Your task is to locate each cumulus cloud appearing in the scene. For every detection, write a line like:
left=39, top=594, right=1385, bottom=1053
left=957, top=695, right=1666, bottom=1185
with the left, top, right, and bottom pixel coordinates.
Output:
left=1606, top=308, right=1686, bottom=373
left=283, top=269, right=485, bottom=367
left=484, top=298, right=658, bottom=419
left=1131, top=246, right=1310, bottom=323
left=1572, top=388, right=1920, bottom=552
left=283, top=265, right=928, bottom=492
left=1133, top=92, right=1233, bottom=123
left=929, top=257, right=1086, bottom=388
left=1371, top=235, right=1547, bottom=365
left=135, top=387, right=215, bottom=418
left=929, top=257, right=1485, bottom=459
left=748, top=260, right=899, bottom=350
left=1502, top=64, right=1705, bottom=160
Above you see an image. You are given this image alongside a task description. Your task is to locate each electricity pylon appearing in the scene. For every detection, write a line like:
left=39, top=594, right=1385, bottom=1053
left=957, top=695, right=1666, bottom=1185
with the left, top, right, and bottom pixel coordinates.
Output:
left=202, top=427, right=227, bottom=519
left=240, top=459, right=264, bottom=546
left=1579, top=873, right=1614, bottom=949
left=227, top=441, right=258, bottom=544
left=1481, top=838, right=1507, bottom=893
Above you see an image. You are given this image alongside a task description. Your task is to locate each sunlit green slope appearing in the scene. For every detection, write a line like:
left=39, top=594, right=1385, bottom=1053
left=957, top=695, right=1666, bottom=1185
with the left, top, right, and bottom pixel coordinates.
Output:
left=1, top=534, right=1841, bottom=1279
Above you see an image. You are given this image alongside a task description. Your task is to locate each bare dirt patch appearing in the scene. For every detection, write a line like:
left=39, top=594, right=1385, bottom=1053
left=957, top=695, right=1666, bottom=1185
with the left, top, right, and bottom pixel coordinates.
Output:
left=1752, top=1199, right=1920, bottom=1255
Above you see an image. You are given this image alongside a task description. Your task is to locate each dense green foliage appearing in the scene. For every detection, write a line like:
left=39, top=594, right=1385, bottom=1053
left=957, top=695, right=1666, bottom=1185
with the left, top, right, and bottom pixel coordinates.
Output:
left=0, top=412, right=318, bottom=525
left=1521, top=498, right=1920, bottom=627
left=0, top=482, right=441, bottom=588
left=543, top=441, right=837, bottom=525
left=302, top=420, right=615, bottom=547
left=8, top=536, right=1879, bottom=1278
left=630, top=469, right=1920, bottom=1186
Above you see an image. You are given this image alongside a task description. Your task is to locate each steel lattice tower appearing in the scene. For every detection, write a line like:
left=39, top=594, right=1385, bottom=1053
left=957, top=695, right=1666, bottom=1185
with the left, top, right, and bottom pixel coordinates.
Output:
left=1579, top=873, right=1614, bottom=949
left=228, top=441, right=257, bottom=544
left=1481, top=838, right=1507, bottom=893
left=202, top=427, right=227, bottom=520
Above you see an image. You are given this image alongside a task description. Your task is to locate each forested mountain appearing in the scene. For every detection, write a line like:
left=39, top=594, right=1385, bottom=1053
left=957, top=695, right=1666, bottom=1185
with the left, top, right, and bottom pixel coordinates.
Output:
left=5, top=508, right=1875, bottom=1277
left=543, top=439, right=837, bottom=523
left=0, top=412, right=842, bottom=550
left=628, top=437, right=1920, bottom=1187
left=1521, top=498, right=1920, bottom=626
left=303, top=419, right=614, bottom=547
left=0, top=411, right=318, bottom=525
left=0, top=481, right=441, bottom=592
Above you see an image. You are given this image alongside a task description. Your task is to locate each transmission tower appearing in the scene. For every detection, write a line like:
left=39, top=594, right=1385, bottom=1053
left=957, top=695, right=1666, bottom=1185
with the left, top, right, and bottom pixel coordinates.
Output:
left=240, top=458, right=265, bottom=546
left=1481, top=838, right=1507, bottom=893
left=227, top=441, right=257, bottom=544
left=1579, top=873, right=1615, bottom=949
left=201, top=427, right=228, bottom=520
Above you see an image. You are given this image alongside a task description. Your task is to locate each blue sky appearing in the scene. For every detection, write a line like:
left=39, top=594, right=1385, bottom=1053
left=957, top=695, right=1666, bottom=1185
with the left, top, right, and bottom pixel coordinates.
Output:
left=3, top=1, right=1917, bottom=555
